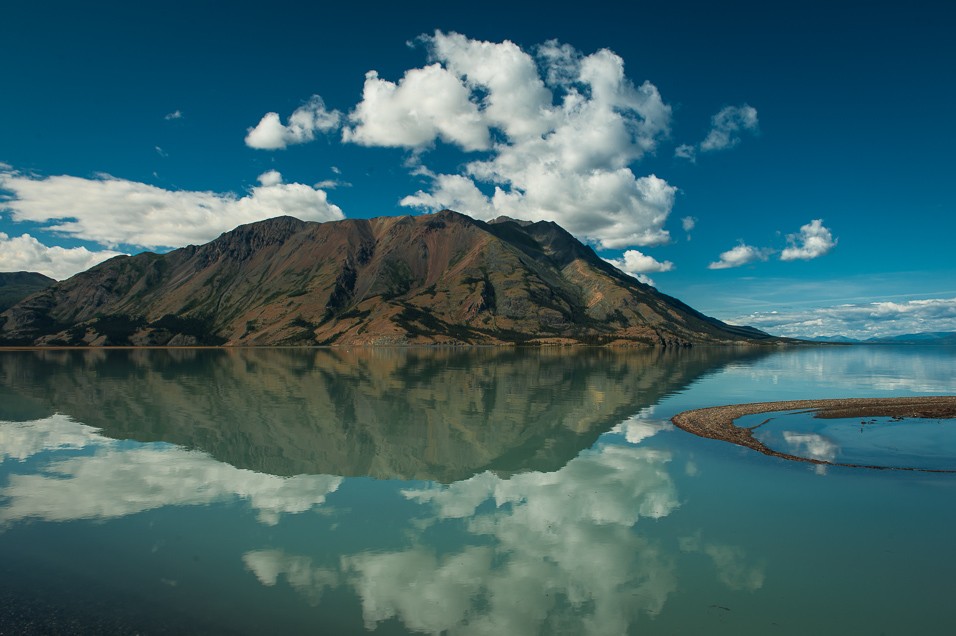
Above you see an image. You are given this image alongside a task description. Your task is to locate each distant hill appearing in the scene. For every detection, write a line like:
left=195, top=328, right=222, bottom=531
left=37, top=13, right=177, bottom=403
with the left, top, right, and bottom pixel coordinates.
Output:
left=802, top=335, right=862, bottom=343
left=867, top=332, right=956, bottom=344
left=0, top=271, right=56, bottom=312
left=804, top=332, right=956, bottom=345
left=0, top=211, right=778, bottom=347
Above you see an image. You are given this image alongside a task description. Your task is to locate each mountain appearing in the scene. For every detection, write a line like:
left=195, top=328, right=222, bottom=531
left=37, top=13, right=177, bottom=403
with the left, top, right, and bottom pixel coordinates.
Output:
left=802, top=335, right=860, bottom=343
left=0, top=210, right=776, bottom=347
left=803, top=332, right=956, bottom=345
left=0, top=271, right=55, bottom=312
left=868, top=332, right=956, bottom=344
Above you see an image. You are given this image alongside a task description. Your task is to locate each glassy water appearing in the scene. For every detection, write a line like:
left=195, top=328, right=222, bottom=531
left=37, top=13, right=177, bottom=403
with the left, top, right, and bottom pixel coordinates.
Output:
left=0, top=345, right=954, bottom=634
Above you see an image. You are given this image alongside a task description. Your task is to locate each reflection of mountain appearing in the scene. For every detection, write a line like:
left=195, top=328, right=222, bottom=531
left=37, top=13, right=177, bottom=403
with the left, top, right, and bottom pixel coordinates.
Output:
left=0, top=347, right=766, bottom=481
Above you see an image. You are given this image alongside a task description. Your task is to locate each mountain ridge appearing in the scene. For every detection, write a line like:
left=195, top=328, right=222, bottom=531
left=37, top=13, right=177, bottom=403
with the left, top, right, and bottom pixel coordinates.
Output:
left=0, top=210, right=779, bottom=347
left=804, top=332, right=956, bottom=345
left=0, top=271, right=56, bottom=312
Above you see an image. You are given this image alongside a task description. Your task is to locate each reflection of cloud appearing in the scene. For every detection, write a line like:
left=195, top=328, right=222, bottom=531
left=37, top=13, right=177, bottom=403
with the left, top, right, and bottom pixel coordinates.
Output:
left=782, top=432, right=838, bottom=463
left=0, top=416, right=341, bottom=526
left=345, top=546, right=493, bottom=633
left=239, top=440, right=768, bottom=632
left=679, top=533, right=765, bottom=592
left=340, top=444, right=680, bottom=634
left=611, top=410, right=672, bottom=445
left=782, top=432, right=838, bottom=474
left=706, top=347, right=956, bottom=396
left=243, top=550, right=338, bottom=604
left=0, top=414, right=102, bottom=460
left=704, top=544, right=766, bottom=591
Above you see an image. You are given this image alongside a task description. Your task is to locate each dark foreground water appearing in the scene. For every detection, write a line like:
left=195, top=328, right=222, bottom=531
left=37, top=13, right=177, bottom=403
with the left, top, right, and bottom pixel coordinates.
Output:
left=1, top=345, right=954, bottom=635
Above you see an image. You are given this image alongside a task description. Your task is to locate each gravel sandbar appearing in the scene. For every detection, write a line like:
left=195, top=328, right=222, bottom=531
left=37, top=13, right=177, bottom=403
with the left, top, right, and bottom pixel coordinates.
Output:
left=671, top=396, right=956, bottom=472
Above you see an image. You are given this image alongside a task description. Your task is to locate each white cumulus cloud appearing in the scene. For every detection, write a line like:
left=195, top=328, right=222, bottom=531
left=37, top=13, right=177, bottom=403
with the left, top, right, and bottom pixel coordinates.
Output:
left=605, top=249, right=674, bottom=276
left=251, top=31, right=676, bottom=250
left=708, top=242, right=774, bottom=270
left=780, top=219, right=837, bottom=261
left=245, top=96, right=341, bottom=150
left=343, top=66, right=490, bottom=151
left=0, top=168, right=344, bottom=250
left=257, top=169, right=283, bottom=186
left=0, top=232, right=123, bottom=280
left=402, top=34, right=675, bottom=249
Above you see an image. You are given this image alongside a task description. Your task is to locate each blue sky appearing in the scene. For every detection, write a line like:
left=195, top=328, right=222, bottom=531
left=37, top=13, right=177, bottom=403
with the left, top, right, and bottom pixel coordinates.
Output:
left=1, top=0, right=954, bottom=338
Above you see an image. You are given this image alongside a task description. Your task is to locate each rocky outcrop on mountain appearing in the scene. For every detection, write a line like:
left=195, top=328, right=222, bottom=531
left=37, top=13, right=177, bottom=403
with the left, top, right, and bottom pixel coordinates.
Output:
left=0, top=211, right=775, bottom=346
left=0, top=271, right=55, bottom=312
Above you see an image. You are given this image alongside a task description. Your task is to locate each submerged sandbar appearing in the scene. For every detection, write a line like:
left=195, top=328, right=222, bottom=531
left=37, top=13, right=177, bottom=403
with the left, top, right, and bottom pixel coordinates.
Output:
left=671, top=396, right=956, bottom=472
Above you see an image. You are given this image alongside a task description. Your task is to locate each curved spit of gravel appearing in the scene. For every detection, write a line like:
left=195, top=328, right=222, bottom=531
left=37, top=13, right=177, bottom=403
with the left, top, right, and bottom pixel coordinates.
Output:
left=670, top=396, right=956, bottom=473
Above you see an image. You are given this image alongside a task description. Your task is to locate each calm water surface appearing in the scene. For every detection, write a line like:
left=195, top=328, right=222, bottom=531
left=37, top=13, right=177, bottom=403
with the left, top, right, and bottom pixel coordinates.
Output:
left=1, top=346, right=954, bottom=634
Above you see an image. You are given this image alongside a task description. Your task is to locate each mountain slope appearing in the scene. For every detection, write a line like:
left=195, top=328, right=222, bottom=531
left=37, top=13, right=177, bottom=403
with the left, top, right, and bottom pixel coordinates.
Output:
left=0, top=210, right=776, bottom=346
left=0, top=271, right=56, bottom=312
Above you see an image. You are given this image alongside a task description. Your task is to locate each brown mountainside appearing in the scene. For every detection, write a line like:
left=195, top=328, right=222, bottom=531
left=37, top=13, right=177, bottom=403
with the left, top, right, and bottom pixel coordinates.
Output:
left=0, top=210, right=774, bottom=346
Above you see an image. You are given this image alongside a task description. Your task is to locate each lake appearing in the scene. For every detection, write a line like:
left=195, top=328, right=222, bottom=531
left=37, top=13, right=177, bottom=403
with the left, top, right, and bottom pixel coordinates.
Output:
left=1, top=345, right=954, bottom=634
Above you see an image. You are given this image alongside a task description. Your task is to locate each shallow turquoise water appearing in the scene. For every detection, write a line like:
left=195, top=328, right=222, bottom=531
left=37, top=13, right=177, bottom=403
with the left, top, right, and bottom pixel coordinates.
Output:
left=0, top=345, right=954, bottom=634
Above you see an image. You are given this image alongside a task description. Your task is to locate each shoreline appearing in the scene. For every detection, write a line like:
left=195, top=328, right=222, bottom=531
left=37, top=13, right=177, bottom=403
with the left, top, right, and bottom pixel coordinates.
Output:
left=671, top=396, right=956, bottom=473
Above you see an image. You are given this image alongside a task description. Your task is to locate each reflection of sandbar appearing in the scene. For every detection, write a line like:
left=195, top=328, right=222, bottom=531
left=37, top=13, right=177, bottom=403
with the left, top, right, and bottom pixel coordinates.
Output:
left=671, top=397, right=956, bottom=473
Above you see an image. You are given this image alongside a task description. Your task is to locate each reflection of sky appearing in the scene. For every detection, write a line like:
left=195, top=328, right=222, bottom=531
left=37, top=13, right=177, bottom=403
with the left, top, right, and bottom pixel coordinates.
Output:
left=0, top=416, right=342, bottom=525
left=242, top=421, right=764, bottom=635
left=1, top=411, right=765, bottom=634
left=670, top=347, right=956, bottom=409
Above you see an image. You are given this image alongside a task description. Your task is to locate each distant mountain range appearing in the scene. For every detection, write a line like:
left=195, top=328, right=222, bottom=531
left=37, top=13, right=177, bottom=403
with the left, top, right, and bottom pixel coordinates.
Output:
left=804, top=332, right=956, bottom=345
left=0, top=210, right=778, bottom=347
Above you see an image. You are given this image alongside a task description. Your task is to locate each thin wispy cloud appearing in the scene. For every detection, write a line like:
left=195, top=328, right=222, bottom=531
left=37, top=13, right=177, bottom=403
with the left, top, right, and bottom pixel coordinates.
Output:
left=676, top=104, right=759, bottom=162
left=700, top=104, right=759, bottom=152
left=681, top=216, right=696, bottom=240
left=164, top=110, right=183, bottom=120
left=731, top=297, right=956, bottom=338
